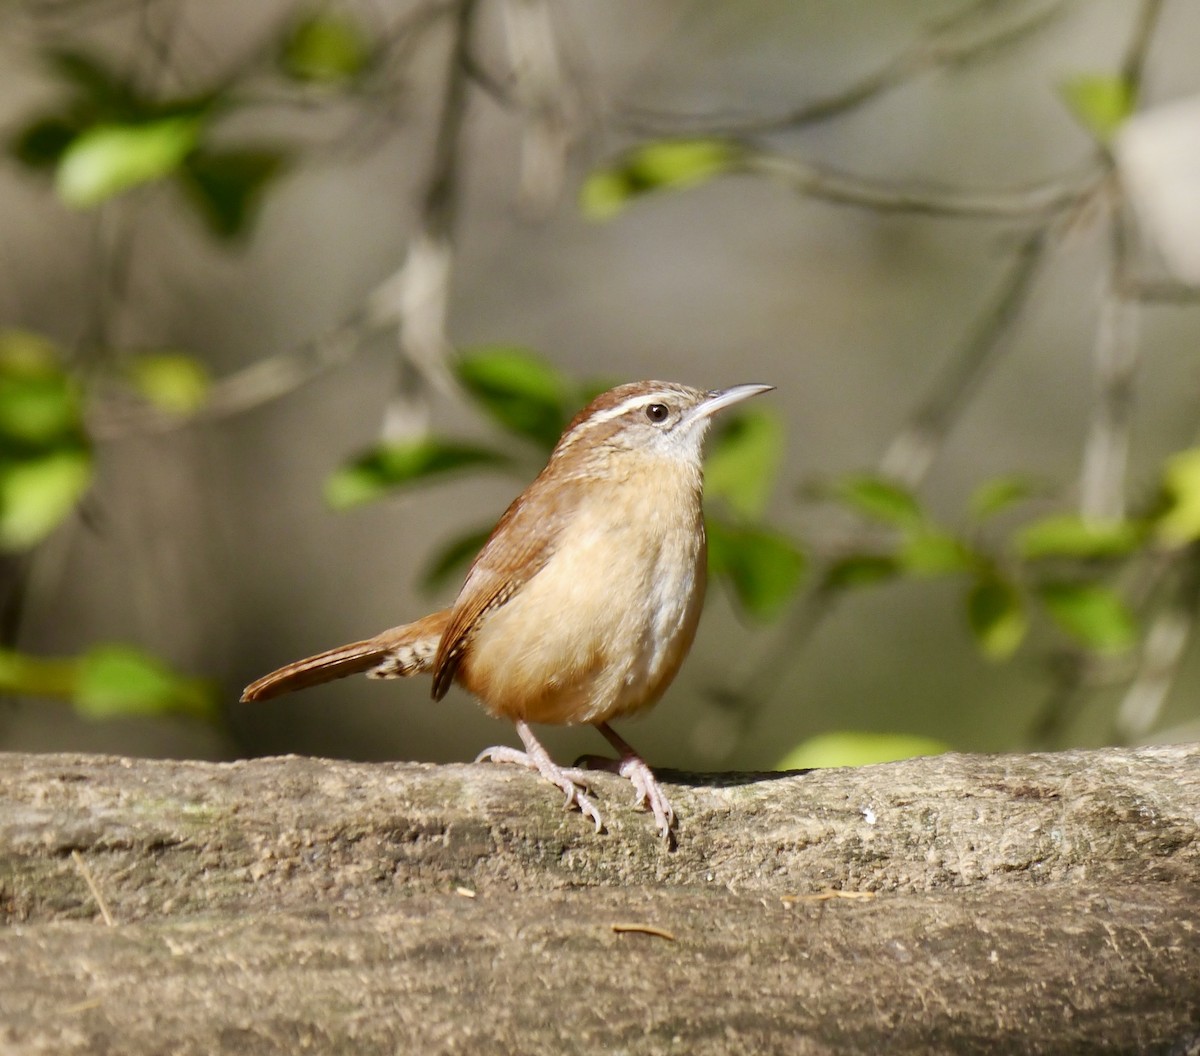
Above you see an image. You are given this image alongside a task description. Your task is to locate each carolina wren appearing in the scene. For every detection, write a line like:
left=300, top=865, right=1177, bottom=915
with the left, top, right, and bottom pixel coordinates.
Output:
left=242, top=380, right=774, bottom=838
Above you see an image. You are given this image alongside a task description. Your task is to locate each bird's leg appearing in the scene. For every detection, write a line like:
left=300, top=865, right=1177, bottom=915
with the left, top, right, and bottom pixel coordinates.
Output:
left=579, top=722, right=675, bottom=840
left=476, top=719, right=603, bottom=832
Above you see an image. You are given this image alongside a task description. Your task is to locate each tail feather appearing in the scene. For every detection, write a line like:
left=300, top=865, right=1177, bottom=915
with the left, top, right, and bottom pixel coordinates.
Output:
left=241, top=609, right=452, bottom=703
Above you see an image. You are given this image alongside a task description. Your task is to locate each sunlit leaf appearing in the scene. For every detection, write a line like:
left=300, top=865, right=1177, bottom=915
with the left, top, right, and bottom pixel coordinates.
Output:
left=580, top=139, right=741, bottom=220
left=126, top=352, right=210, bottom=415
left=776, top=731, right=950, bottom=771
left=825, top=473, right=925, bottom=529
left=707, top=517, right=805, bottom=620
left=1155, top=448, right=1200, bottom=547
left=0, top=450, right=92, bottom=549
left=900, top=530, right=976, bottom=577
left=56, top=115, right=203, bottom=207
left=705, top=409, right=784, bottom=520
left=822, top=554, right=899, bottom=590
left=326, top=439, right=510, bottom=509
left=1037, top=581, right=1136, bottom=653
left=1060, top=74, right=1135, bottom=144
left=281, top=12, right=371, bottom=84
left=455, top=348, right=569, bottom=450
left=180, top=149, right=287, bottom=239
left=421, top=525, right=493, bottom=593
left=966, top=576, right=1027, bottom=659
left=969, top=474, right=1039, bottom=520
left=75, top=644, right=215, bottom=720
left=1016, top=514, right=1142, bottom=560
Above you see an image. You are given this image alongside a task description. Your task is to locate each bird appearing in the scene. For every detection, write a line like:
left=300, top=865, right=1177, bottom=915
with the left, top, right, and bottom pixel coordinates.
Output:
left=241, top=379, right=774, bottom=839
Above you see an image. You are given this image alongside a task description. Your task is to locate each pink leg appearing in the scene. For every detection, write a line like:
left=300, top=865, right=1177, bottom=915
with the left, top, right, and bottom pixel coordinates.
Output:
left=476, top=720, right=603, bottom=832
left=580, top=723, right=676, bottom=840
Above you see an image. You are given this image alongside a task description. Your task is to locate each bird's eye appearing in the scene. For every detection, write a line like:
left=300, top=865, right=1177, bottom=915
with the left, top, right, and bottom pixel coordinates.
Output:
left=645, top=403, right=669, bottom=423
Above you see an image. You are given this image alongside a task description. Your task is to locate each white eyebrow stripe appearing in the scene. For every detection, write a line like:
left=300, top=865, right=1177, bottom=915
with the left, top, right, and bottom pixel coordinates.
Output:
left=555, top=392, right=678, bottom=453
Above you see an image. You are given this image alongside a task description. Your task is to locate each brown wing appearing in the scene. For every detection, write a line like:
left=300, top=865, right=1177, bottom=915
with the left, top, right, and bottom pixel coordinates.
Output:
left=431, top=472, right=587, bottom=700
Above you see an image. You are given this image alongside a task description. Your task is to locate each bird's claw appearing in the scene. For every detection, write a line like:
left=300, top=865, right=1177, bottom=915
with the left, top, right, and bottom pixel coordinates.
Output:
left=476, top=744, right=603, bottom=832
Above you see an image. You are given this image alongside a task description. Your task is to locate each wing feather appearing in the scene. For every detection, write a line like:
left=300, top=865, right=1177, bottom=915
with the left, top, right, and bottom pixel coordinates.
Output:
left=431, top=473, right=587, bottom=700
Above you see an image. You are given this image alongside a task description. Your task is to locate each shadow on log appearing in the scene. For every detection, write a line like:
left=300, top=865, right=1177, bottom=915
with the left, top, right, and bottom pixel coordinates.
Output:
left=1, top=746, right=1199, bottom=1054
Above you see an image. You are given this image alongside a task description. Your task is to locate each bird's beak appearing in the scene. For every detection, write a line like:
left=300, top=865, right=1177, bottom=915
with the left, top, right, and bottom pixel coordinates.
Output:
left=685, top=383, right=775, bottom=425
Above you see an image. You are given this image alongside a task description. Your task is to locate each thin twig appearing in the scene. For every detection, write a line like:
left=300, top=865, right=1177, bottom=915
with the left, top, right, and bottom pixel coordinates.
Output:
left=881, top=228, right=1051, bottom=485
left=71, top=850, right=115, bottom=927
left=1079, top=217, right=1139, bottom=523
left=741, top=153, right=1099, bottom=221
left=618, top=0, right=1070, bottom=137
left=1123, top=278, right=1200, bottom=304
left=717, top=228, right=1054, bottom=721
left=375, top=0, right=479, bottom=440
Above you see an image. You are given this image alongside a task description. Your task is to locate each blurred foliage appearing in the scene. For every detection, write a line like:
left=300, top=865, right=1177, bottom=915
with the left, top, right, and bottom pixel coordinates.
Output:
left=0, top=330, right=91, bottom=550
left=580, top=139, right=742, bottom=220
left=806, top=466, right=1198, bottom=661
left=1060, top=73, right=1136, bottom=144
left=0, top=644, right=216, bottom=722
left=10, top=46, right=290, bottom=239
left=124, top=352, right=212, bottom=416
left=279, top=10, right=373, bottom=85
left=776, top=731, right=950, bottom=771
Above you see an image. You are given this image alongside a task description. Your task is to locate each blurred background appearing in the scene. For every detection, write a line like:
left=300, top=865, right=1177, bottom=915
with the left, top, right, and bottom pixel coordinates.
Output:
left=1, top=0, right=1199, bottom=774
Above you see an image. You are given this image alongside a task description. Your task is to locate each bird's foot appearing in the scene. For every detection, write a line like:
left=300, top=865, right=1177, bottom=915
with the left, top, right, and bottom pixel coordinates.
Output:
left=578, top=753, right=675, bottom=841
left=476, top=723, right=603, bottom=832
left=580, top=723, right=676, bottom=842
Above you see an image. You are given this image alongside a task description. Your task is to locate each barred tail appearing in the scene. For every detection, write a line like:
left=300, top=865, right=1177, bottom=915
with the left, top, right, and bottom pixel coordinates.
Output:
left=240, top=609, right=452, bottom=703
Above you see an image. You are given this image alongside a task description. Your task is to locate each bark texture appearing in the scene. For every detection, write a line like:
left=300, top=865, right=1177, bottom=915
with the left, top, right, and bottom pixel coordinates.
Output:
left=1, top=746, right=1198, bottom=1054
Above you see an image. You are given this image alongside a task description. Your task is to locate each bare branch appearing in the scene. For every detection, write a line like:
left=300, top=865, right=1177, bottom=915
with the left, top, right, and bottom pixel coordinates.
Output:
left=618, top=0, right=1070, bottom=138
left=499, top=0, right=578, bottom=214
left=880, top=229, right=1050, bottom=485
left=1116, top=546, right=1200, bottom=740
left=740, top=152, right=1099, bottom=220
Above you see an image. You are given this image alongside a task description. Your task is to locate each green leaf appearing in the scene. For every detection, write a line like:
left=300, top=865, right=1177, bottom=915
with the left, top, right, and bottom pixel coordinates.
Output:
left=0, top=450, right=92, bottom=549
left=281, top=12, right=371, bottom=84
left=704, top=409, right=784, bottom=520
left=822, top=554, right=899, bottom=591
left=1016, top=514, right=1142, bottom=560
left=455, top=348, right=570, bottom=450
left=11, top=116, right=82, bottom=169
left=776, top=731, right=950, bottom=771
left=1155, top=448, right=1200, bottom=546
left=56, top=115, right=203, bottom=207
left=326, top=439, right=510, bottom=509
left=75, top=644, right=215, bottom=721
left=180, top=149, right=287, bottom=239
left=825, top=474, right=925, bottom=529
left=1037, top=581, right=1136, bottom=653
left=707, top=517, right=805, bottom=620
left=969, top=475, right=1038, bottom=520
left=48, top=49, right=141, bottom=118
left=420, top=526, right=493, bottom=593
left=899, top=530, right=976, bottom=577
left=0, top=331, right=82, bottom=448
left=126, top=353, right=210, bottom=415
left=966, top=577, right=1027, bottom=659
left=0, top=648, right=76, bottom=698
left=580, top=139, right=740, bottom=220
left=1060, top=74, right=1135, bottom=144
